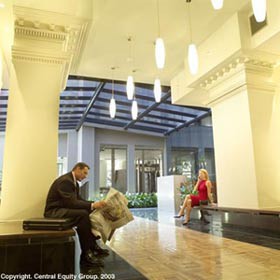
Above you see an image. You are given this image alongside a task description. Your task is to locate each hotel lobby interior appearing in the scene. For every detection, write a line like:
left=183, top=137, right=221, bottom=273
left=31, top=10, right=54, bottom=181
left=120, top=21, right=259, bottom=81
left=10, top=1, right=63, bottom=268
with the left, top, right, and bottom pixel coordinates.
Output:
left=0, top=0, right=279, bottom=279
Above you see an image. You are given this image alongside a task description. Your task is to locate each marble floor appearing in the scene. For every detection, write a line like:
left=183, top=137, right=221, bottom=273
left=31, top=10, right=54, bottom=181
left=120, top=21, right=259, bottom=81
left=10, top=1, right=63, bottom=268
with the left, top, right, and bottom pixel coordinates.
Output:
left=103, top=208, right=280, bottom=280
left=1, top=208, right=278, bottom=279
left=79, top=247, right=147, bottom=279
left=130, top=208, right=280, bottom=250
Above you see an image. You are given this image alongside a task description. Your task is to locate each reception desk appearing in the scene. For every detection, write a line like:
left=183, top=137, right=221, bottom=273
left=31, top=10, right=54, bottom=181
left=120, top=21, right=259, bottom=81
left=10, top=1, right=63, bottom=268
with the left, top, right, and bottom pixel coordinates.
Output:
left=157, top=175, right=185, bottom=214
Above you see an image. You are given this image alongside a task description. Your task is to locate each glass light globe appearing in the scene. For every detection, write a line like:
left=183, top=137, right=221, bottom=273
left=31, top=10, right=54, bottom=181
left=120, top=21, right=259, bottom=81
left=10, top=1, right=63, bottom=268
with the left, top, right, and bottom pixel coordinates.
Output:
left=251, top=0, right=266, bottom=23
left=109, top=98, right=116, bottom=119
left=211, top=0, right=223, bottom=10
left=154, top=79, right=161, bottom=103
left=126, top=75, right=134, bottom=100
left=155, top=37, right=165, bottom=69
left=131, top=100, right=138, bottom=120
left=188, top=43, right=199, bottom=75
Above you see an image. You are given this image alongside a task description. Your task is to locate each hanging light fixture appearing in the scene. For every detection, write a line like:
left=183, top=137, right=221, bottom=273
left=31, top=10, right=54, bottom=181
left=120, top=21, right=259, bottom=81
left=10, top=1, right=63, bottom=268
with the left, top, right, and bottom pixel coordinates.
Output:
left=251, top=0, right=266, bottom=23
left=186, top=0, right=199, bottom=75
left=126, top=37, right=135, bottom=100
left=109, top=67, right=116, bottom=119
left=109, top=98, right=116, bottom=119
left=126, top=75, right=134, bottom=100
left=211, top=0, right=223, bottom=10
left=131, top=99, right=138, bottom=120
left=188, top=44, right=199, bottom=75
left=155, top=0, right=165, bottom=69
left=154, top=78, right=161, bottom=103
left=155, top=38, right=165, bottom=69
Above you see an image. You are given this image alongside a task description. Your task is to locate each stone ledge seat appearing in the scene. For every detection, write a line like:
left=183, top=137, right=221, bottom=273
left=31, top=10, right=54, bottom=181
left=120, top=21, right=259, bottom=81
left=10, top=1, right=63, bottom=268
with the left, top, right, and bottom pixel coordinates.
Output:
left=199, top=204, right=280, bottom=217
left=192, top=204, right=280, bottom=232
left=0, top=220, right=76, bottom=274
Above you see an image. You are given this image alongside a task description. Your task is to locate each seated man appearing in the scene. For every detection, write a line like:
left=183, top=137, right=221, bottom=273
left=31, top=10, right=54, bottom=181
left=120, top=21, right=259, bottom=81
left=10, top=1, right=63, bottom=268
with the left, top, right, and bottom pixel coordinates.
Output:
left=44, top=162, right=109, bottom=267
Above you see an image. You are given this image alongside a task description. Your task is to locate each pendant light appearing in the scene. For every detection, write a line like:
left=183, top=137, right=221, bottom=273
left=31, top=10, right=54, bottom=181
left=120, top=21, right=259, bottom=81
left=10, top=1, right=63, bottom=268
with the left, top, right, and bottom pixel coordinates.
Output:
left=126, top=75, right=134, bottom=100
left=109, top=67, right=116, bottom=119
left=155, top=0, right=165, bottom=69
left=186, top=0, right=198, bottom=75
left=188, top=44, right=198, bottom=75
left=211, top=0, right=223, bottom=10
left=126, top=37, right=135, bottom=100
left=109, top=98, right=116, bottom=119
left=131, top=99, right=138, bottom=120
left=154, top=78, right=161, bottom=103
left=251, top=0, right=266, bottom=23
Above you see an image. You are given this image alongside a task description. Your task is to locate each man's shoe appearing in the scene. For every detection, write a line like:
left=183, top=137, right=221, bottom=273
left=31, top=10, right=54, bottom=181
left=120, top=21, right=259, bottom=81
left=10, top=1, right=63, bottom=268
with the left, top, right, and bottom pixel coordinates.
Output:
left=80, top=250, right=104, bottom=267
left=92, top=243, right=110, bottom=256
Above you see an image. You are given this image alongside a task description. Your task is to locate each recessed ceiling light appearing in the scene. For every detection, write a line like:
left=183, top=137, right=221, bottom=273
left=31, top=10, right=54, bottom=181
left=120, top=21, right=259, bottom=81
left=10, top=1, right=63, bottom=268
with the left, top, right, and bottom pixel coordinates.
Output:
left=0, top=3, right=5, bottom=8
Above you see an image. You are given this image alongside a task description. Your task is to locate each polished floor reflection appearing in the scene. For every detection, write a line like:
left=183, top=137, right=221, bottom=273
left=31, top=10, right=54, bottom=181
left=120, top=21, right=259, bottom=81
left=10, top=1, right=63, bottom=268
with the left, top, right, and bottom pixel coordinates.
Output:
left=130, top=208, right=280, bottom=250
left=78, top=247, right=147, bottom=280
left=108, top=212, right=280, bottom=280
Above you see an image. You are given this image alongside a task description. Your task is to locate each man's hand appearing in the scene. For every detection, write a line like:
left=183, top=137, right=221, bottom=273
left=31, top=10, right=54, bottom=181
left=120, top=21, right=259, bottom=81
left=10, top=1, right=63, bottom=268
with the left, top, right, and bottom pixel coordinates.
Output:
left=91, top=201, right=107, bottom=209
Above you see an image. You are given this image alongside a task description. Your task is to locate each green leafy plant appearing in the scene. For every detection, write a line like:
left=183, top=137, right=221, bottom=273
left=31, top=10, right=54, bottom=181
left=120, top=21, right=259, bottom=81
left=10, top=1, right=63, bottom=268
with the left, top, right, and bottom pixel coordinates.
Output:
left=125, top=192, right=157, bottom=208
left=179, top=180, right=197, bottom=203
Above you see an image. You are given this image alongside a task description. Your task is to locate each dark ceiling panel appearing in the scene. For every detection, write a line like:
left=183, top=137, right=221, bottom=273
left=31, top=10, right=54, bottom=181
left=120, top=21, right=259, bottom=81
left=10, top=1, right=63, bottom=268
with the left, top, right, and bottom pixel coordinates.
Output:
left=1, top=76, right=211, bottom=136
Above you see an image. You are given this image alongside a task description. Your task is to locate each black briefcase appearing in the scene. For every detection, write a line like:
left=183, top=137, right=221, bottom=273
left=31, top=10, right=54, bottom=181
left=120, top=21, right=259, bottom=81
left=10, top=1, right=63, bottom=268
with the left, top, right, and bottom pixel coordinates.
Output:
left=23, top=218, right=74, bottom=231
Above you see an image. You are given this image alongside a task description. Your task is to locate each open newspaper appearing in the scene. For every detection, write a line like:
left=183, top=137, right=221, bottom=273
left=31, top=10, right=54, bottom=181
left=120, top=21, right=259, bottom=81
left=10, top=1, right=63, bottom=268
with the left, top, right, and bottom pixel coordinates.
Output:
left=89, top=188, right=134, bottom=243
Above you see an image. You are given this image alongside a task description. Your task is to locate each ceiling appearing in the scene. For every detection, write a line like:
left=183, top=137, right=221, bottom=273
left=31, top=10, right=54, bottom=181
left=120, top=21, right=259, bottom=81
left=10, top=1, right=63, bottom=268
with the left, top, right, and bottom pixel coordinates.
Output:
left=78, top=0, right=251, bottom=85
left=0, top=0, right=258, bottom=135
left=0, top=0, right=266, bottom=87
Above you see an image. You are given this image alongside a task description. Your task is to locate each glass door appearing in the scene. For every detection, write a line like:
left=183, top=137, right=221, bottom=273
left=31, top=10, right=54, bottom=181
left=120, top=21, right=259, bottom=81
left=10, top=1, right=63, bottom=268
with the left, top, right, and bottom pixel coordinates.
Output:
left=99, top=145, right=127, bottom=194
left=135, top=148, right=162, bottom=193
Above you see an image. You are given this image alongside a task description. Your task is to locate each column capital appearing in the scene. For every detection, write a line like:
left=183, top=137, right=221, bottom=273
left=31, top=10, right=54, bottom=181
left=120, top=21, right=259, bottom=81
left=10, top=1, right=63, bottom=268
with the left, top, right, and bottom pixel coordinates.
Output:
left=172, top=53, right=280, bottom=108
left=198, top=54, right=278, bottom=106
left=12, top=5, right=91, bottom=89
left=199, top=56, right=275, bottom=90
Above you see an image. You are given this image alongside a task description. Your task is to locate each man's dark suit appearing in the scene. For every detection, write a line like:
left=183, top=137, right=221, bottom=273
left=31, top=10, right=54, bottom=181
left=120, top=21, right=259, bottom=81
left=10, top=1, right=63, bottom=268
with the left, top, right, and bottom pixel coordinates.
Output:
left=44, top=172, right=95, bottom=254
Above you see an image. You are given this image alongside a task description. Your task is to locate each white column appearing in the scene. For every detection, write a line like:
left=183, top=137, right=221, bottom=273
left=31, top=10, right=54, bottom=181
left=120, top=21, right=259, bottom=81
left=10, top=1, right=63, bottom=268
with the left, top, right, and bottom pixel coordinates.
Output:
left=127, top=144, right=135, bottom=193
left=0, top=6, right=90, bottom=220
left=0, top=52, right=70, bottom=220
left=77, top=126, right=95, bottom=197
left=163, top=139, right=168, bottom=176
left=211, top=88, right=259, bottom=208
left=94, top=142, right=100, bottom=196
left=170, top=6, right=280, bottom=209
left=202, top=59, right=280, bottom=208
left=67, top=130, right=78, bottom=171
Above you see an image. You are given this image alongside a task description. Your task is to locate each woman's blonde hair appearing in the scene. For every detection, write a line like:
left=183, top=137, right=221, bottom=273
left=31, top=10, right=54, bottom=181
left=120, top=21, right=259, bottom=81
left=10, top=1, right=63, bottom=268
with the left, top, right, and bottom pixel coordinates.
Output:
left=199, top=169, right=209, bottom=181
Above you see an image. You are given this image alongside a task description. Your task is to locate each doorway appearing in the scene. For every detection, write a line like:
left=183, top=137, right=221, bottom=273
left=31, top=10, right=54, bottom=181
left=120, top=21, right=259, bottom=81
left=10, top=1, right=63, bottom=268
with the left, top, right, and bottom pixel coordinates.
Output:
left=135, top=148, right=163, bottom=193
left=99, top=145, right=127, bottom=194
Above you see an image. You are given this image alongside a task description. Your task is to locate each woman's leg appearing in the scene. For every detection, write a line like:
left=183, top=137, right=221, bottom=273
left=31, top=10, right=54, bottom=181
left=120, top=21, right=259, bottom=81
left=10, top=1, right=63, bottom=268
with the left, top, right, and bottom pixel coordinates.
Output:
left=178, top=194, right=190, bottom=216
left=184, top=198, right=192, bottom=223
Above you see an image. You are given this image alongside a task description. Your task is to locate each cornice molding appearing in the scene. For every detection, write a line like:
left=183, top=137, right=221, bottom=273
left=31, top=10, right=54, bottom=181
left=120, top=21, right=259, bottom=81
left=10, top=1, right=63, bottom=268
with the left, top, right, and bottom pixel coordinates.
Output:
left=12, top=46, right=72, bottom=89
left=12, top=5, right=91, bottom=88
left=199, top=56, right=276, bottom=90
left=198, top=55, right=278, bottom=107
left=15, top=25, right=67, bottom=42
left=12, top=47, right=71, bottom=65
left=171, top=54, right=280, bottom=109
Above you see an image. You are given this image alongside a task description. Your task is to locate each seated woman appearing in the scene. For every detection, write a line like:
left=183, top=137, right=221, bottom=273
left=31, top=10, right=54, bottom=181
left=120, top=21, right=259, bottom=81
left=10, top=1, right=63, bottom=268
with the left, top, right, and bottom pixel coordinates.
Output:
left=174, top=169, right=213, bottom=225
